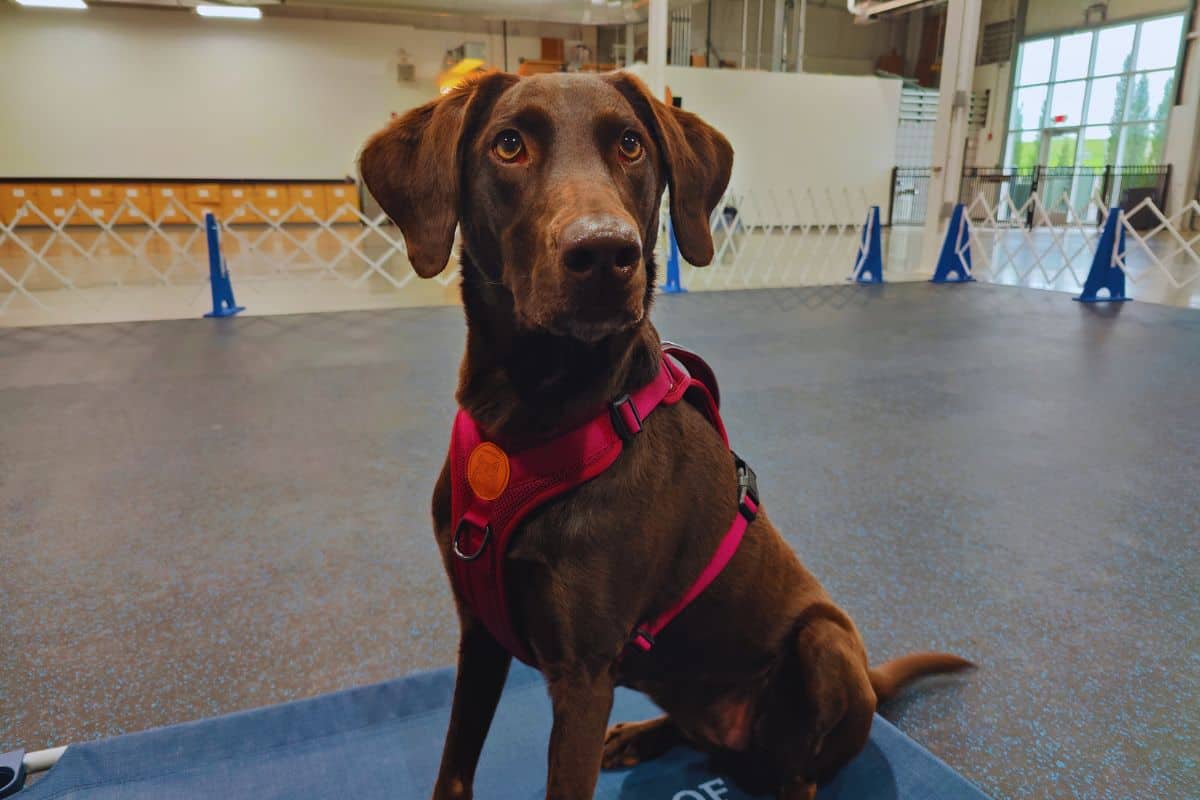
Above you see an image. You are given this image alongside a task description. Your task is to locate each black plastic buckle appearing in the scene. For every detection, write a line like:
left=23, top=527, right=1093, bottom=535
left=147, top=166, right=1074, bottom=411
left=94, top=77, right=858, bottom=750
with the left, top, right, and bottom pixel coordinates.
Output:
left=452, top=519, right=492, bottom=562
left=734, top=453, right=759, bottom=521
left=609, top=394, right=642, bottom=442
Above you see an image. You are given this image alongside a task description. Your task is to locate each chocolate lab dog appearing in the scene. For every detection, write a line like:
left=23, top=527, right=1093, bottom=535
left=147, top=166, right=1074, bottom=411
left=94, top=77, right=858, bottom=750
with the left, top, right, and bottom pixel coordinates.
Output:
left=360, top=71, right=970, bottom=800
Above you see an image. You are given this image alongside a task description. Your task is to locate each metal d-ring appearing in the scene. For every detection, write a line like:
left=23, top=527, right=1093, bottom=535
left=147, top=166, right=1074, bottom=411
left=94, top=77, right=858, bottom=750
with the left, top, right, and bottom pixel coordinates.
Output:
left=452, top=519, right=492, bottom=562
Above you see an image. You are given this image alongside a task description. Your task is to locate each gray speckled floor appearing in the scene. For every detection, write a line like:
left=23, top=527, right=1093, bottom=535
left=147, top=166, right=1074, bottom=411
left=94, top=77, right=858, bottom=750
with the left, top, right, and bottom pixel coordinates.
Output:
left=2, top=284, right=1198, bottom=799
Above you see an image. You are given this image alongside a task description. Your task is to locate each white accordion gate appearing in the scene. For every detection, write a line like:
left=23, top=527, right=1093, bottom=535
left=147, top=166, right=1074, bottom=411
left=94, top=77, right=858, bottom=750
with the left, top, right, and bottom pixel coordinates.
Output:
left=0, top=197, right=456, bottom=326
left=955, top=190, right=1200, bottom=305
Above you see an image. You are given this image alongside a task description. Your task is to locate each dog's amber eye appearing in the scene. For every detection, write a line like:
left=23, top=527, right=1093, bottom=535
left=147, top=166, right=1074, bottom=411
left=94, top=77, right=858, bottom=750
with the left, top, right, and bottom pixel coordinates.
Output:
left=619, top=131, right=643, bottom=162
left=493, top=130, right=525, bottom=163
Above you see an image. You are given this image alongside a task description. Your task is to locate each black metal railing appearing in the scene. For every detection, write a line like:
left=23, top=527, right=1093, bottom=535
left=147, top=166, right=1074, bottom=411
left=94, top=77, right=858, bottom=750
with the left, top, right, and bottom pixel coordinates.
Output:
left=887, top=167, right=932, bottom=226
left=889, top=164, right=1171, bottom=227
left=960, top=165, right=1171, bottom=227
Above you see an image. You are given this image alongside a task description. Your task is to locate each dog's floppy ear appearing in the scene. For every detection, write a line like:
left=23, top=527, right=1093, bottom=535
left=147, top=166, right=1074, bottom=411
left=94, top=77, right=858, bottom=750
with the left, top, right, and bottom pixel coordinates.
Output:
left=608, top=72, right=733, bottom=267
left=359, top=72, right=516, bottom=278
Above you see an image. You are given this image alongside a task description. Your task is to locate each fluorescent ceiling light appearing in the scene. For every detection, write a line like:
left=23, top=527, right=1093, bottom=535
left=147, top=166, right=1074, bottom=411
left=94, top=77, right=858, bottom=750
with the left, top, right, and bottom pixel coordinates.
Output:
left=195, top=4, right=262, bottom=19
left=15, top=0, right=87, bottom=9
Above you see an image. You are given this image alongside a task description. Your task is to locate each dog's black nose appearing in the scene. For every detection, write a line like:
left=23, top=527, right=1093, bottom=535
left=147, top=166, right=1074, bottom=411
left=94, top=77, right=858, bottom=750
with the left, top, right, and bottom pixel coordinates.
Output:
left=560, top=216, right=641, bottom=277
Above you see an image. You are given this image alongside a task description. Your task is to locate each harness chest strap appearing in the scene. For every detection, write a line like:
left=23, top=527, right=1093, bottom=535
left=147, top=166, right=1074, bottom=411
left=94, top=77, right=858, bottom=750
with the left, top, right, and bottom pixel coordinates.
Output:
left=448, top=345, right=758, bottom=665
left=628, top=456, right=758, bottom=653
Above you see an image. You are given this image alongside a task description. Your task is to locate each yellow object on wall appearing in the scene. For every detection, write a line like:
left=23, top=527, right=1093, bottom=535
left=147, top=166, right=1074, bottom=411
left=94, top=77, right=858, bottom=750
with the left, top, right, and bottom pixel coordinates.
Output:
left=437, top=57, right=487, bottom=95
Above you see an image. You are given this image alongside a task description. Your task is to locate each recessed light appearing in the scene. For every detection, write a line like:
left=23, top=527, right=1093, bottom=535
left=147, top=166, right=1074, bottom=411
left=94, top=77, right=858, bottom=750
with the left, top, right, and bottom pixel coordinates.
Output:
left=15, top=0, right=87, bottom=9
left=195, top=4, right=262, bottom=19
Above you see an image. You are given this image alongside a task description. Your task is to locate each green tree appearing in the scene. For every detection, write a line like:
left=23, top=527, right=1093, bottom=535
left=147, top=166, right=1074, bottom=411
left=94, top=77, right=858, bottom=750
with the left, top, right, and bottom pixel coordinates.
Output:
left=1145, top=75, right=1176, bottom=164
left=1014, top=139, right=1039, bottom=169
left=1123, top=74, right=1152, bottom=163
left=1106, top=53, right=1134, bottom=165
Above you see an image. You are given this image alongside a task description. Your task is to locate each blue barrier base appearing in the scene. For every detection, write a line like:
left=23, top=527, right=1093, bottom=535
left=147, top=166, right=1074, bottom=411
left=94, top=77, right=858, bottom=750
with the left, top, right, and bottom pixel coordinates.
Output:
left=663, top=222, right=686, bottom=294
left=1075, top=208, right=1129, bottom=302
left=852, top=206, right=884, bottom=284
left=930, top=205, right=975, bottom=284
left=1072, top=294, right=1131, bottom=304
left=204, top=213, right=245, bottom=319
left=204, top=304, right=246, bottom=318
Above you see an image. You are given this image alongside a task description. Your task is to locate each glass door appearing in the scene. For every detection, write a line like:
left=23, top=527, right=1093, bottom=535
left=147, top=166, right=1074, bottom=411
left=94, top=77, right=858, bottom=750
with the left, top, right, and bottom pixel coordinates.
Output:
left=1040, top=129, right=1080, bottom=219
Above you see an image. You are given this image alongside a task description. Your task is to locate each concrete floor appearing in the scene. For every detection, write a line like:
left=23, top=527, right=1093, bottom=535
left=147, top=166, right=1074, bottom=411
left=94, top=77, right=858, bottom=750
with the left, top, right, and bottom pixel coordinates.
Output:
left=2, top=284, right=1198, bottom=799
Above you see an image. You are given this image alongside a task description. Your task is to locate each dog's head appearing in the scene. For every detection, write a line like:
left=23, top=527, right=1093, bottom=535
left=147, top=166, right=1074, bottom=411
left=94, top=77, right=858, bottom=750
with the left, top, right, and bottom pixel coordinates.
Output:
left=360, top=71, right=732, bottom=342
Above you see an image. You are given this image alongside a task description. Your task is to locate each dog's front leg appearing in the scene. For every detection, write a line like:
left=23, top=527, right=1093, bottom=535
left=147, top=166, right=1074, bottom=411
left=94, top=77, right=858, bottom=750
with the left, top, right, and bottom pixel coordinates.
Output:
left=778, top=778, right=817, bottom=800
left=432, top=618, right=513, bottom=800
left=544, top=663, right=616, bottom=800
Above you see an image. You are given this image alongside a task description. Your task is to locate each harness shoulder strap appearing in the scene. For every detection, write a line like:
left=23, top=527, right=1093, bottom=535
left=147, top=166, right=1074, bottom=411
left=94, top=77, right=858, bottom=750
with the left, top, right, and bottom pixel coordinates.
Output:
left=663, top=343, right=728, bottom=446
left=628, top=453, right=758, bottom=654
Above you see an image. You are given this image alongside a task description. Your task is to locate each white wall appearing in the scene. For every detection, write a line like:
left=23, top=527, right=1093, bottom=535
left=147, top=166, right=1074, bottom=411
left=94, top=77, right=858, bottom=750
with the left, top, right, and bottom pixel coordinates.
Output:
left=972, top=61, right=1013, bottom=167
left=1164, top=13, right=1200, bottom=215
left=802, top=3, right=901, bottom=76
left=629, top=64, right=901, bottom=222
left=687, top=0, right=746, bottom=67
left=0, top=4, right=540, bottom=179
left=684, top=0, right=903, bottom=75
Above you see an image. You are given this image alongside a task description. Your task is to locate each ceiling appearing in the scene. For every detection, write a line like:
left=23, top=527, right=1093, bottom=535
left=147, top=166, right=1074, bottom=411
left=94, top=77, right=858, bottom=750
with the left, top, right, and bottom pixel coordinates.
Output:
left=281, top=0, right=645, bottom=25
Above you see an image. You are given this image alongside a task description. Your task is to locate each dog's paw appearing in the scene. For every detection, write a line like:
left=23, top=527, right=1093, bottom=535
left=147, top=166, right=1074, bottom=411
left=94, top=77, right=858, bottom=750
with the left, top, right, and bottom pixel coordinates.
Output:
left=603, top=722, right=646, bottom=769
left=431, top=777, right=470, bottom=800
left=602, top=717, right=676, bottom=769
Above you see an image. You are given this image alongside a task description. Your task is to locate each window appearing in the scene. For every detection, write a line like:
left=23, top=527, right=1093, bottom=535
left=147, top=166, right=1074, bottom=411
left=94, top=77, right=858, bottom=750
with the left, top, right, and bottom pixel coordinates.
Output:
left=1004, top=13, right=1186, bottom=168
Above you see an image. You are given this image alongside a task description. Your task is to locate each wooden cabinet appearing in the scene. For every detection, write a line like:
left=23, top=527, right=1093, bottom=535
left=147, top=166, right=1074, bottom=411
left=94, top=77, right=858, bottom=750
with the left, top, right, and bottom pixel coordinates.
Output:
left=289, top=185, right=328, bottom=223
left=152, top=185, right=190, bottom=224
left=114, top=185, right=154, bottom=224
left=324, top=184, right=360, bottom=223
left=0, top=180, right=365, bottom=226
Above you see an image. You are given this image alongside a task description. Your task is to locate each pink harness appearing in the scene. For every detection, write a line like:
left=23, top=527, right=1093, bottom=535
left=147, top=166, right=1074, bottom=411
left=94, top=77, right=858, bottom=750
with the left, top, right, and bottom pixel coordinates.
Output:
left=448, top=344, right=759, bottom=665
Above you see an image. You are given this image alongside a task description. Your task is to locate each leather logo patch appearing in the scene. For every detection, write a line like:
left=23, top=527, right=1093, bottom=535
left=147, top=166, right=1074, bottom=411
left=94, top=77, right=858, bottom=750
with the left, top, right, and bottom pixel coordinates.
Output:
left=467, top=442, right=510, bottom=501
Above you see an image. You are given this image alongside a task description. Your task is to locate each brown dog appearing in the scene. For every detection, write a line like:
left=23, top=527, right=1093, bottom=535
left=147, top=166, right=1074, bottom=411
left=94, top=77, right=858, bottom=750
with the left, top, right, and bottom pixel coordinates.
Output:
left=360, top=71, right=970, bottom=800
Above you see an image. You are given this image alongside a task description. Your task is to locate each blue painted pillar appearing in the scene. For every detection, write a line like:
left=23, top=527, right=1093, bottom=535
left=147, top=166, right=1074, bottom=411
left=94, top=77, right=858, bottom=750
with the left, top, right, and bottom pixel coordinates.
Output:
left=662, top=218, right=686, bottom=294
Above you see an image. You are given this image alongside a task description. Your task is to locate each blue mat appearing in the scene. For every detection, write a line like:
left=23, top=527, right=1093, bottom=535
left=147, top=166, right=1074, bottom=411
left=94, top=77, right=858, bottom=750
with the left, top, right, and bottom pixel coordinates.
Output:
left=16, top=665, right=988, bottom=799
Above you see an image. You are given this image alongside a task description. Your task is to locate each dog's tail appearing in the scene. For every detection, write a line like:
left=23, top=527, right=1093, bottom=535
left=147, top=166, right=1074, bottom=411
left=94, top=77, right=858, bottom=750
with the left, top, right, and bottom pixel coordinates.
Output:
left=869, top=652, right=974, bottom=704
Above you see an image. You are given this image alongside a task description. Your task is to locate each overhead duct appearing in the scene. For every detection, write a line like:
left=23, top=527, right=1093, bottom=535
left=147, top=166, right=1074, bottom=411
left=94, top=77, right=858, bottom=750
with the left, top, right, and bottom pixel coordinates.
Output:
left=848, top=0, right=944, bottom=22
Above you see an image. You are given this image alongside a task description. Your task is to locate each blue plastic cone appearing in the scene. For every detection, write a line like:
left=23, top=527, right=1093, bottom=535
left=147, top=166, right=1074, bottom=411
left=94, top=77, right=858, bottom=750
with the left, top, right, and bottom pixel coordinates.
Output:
left=852, top=206, right=884, bottom=284
left=931, top=204, right=975, bottom=284
left=1074, top=208, right=1131, bottom=303
left=204, top=212, right=245, bottom=318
